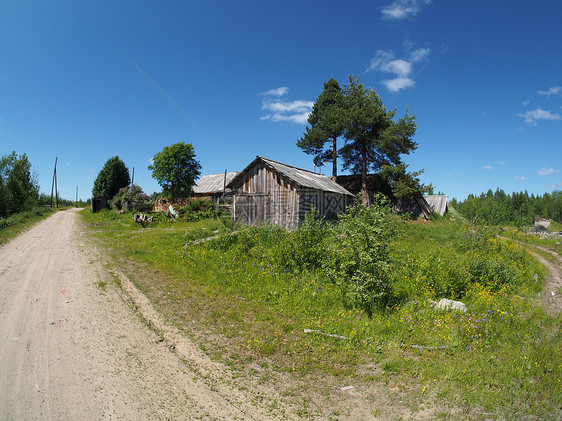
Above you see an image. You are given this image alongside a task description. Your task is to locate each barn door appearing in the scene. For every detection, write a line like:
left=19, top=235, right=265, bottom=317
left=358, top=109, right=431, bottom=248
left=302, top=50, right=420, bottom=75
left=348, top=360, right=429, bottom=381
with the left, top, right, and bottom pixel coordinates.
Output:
left=234, top=194, right=268, bottom=226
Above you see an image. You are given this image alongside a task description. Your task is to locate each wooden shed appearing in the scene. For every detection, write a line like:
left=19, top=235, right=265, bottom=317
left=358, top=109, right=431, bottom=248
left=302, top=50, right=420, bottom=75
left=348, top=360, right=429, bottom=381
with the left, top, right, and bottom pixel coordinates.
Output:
left=227, top=156, right=354, bottom=230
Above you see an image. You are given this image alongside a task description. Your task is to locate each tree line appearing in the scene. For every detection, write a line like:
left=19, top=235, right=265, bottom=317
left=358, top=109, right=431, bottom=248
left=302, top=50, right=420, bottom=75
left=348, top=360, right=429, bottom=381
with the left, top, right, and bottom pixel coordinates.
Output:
left=0, top=151, right=39, bottom=218
left=450, top=188, right=562, bottom=226
left=297, top=76, right=429, bottom=204
left=92, top=142, right=201, bottom=208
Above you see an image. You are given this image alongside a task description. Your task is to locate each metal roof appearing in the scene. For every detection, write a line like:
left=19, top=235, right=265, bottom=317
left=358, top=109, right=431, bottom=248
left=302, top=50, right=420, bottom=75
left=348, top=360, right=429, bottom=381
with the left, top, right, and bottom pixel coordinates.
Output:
left=229, top=156, right=354, bottom=196
left=193, top=172, right=239, bottom=194
left=424, top=195, right=449, bottom=216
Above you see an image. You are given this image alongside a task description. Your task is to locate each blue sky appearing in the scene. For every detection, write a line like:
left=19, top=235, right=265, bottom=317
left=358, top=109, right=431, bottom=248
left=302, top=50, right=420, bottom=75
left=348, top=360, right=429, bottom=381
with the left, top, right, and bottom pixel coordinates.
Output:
left=1, top=0, right=561, bottom=201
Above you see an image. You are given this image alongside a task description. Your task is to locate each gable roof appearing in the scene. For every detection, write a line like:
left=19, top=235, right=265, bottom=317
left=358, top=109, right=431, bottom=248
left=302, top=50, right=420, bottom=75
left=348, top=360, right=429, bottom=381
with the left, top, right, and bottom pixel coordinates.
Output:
left=228, top=156, right=354, bottom=196
left=193, top=171, right=239, bottom=194
left=424, top=195, right=449, bottom=216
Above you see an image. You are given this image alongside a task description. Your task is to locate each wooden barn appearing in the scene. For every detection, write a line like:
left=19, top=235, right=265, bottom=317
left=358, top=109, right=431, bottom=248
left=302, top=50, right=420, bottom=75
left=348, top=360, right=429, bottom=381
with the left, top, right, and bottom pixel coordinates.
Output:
left=227, top=156, right=354, bottom=230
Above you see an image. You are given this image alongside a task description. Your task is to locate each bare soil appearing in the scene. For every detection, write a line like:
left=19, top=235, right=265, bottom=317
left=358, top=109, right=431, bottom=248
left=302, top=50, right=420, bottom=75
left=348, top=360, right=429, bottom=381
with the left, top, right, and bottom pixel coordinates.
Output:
left=525, top=245, right=562, bottom=315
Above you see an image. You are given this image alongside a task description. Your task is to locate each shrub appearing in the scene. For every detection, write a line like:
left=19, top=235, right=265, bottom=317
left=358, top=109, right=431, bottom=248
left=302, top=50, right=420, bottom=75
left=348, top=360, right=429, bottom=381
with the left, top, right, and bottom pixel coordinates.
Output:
left=322, top=197, right=396, bottom=316
left=267, top=208, right=329, bottom=273
left=110, top=185, right=153, bottom=211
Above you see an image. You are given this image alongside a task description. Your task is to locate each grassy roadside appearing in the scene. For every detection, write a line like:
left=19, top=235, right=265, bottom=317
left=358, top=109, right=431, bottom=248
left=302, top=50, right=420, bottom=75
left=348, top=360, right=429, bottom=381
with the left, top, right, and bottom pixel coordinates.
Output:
left=80, top=209, right=561, bottom=419
left=0, top=206, right=58, bottom=245
left=501, top=223, right=562, bottom=261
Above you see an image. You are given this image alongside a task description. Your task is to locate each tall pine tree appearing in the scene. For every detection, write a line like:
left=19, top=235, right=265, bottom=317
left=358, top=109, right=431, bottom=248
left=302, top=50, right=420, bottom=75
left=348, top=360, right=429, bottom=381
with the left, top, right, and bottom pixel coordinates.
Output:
left=340, top=77, right=418, bottom=205
left=297, top=78, right=345, bottom=178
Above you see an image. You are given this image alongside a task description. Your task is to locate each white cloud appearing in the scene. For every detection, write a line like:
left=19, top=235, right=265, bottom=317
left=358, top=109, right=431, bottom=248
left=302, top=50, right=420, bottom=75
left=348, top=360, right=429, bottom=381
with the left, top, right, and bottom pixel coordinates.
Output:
left=522, top=99, right=530, bottom=106
left=261, top=91, right=313, bottom=125
left=381, top=0, right=431, bottom=20
left=483, top=165, right=493, bottom=171
left=385, top=59, right=413, bottom=77
left=497, top=161, right=506, bottom=166
left=264, top=111, right=311, bottom=125
left=382, top=77, right=415, bottom=92
left=410, top=47, right=431, bottom=63
left=261, top=87, right=289, bottom=97
left=547, top=182, right=562, bottom=189
left=366, top=48, right=431, bottom=93
left=537, top=167, right=558, bottom=176
left=518, top=107, right=561, bottom=125
left=263, top=100, right=313, bottom=114
left=538, top=86, right=562, bottom=97
left=515, top=175, right=525, bottom=181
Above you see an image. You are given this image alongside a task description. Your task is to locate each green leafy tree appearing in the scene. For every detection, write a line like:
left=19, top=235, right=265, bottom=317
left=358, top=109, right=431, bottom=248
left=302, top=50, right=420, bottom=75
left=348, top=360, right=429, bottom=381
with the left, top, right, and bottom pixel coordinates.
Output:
left=0, top=151, right=39, bottom=217
left=297, top=78, right=346, bottom=177
left=340, top=76, right=421, bottom=205
left=148, top=142, right=201, bottom=198
left=92, top=156, right=130, bottom=202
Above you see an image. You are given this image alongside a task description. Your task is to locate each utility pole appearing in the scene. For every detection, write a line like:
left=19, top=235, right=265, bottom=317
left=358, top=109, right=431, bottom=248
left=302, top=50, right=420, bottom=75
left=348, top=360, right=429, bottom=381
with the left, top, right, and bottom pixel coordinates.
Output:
left=50, top=157, right=58, bottom=209
left=131, top=167, right=135, bottom=187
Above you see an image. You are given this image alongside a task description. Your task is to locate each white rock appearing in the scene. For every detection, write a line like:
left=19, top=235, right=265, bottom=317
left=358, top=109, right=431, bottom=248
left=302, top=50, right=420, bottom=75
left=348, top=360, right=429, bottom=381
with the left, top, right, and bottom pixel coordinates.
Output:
left=436, top=298, right=467, bottom=312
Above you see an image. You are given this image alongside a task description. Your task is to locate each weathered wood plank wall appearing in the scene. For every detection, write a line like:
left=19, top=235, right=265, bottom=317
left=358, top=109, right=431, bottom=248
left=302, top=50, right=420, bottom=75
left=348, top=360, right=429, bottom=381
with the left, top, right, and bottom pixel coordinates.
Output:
left=231, top=161, right=352, bottom=230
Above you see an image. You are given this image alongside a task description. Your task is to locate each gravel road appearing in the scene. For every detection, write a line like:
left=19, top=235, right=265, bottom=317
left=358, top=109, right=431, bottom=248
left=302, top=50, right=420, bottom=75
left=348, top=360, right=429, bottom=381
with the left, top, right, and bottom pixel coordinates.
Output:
left=0, top=209, right=274, bottom=420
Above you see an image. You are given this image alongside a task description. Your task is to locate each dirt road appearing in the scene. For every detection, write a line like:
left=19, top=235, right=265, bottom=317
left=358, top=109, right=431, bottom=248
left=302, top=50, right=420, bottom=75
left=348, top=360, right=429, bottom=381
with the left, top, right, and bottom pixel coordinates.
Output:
left=526, top=244, right=562, bottom=315
left=0, top=209, right=283, bottom=420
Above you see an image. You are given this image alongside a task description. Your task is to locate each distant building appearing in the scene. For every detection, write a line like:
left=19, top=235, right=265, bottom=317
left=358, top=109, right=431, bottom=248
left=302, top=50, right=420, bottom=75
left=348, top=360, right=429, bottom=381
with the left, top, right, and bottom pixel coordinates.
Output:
left=336, top=174, right=439, bottom=219
left=424, top=195, right=449, bottom=216
left=335, top=174, right=393, bottom=204
left=535, top=217, right=551, bottom=228
left=91, top=197, right=107, bottom=213
left=192, top=171, right=239, bottom=203
left=227, top=156, right=354, bottom=230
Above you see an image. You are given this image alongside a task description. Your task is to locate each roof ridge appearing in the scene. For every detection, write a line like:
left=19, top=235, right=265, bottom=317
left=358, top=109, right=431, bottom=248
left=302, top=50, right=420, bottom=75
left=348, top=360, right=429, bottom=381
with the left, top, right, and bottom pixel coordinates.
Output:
left=257, top=156, right=326, bottom=177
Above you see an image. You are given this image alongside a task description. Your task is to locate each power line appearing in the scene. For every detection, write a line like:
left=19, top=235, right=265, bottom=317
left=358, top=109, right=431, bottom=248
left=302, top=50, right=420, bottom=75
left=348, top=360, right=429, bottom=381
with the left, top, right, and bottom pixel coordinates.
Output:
left=128, top=58, right=240, bottom=170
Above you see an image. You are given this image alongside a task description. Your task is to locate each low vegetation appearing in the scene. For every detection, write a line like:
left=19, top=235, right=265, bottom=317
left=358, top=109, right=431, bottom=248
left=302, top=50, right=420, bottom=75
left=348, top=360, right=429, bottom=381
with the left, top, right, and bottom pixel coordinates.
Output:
left=81, top=204, right=561, bottom=419
left=0, top=206, right=55, bottom=244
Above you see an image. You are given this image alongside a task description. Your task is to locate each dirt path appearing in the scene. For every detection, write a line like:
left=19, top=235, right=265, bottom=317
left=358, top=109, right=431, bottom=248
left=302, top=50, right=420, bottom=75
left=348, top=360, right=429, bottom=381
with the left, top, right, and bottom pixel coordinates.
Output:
left=499, top=235, right=562, bottom=315
left=525, top=244, right=562, bottom=315
left=0, top=209, right=287, bottom=420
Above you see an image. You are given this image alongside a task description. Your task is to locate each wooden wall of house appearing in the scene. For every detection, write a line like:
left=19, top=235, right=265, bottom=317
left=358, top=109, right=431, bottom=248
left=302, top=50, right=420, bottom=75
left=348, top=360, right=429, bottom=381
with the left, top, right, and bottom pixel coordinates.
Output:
left=298, top=190, right=351, bottom=222
left=232, top=161, right=351, bottom=230
left=232, top=162, right=300, bottom=230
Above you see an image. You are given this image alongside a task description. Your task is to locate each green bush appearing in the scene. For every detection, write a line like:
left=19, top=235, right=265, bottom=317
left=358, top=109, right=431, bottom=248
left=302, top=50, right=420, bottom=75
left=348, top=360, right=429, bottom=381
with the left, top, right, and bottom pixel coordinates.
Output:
left=322, top=198, right=396, bottom=316
left=110, top=185, right=153, bottom=211
left=266, top=208, right=329, bottom=273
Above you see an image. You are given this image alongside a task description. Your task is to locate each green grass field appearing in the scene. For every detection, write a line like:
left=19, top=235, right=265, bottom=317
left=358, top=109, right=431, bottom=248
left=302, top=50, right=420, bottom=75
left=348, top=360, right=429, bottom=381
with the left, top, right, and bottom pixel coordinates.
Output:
left=80, top=208, right=561, bottom=419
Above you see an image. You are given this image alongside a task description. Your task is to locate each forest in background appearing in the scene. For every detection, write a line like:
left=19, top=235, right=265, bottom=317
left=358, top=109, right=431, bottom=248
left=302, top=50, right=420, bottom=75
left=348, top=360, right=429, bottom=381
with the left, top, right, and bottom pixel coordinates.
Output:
left=450, top=189, right=562, bottom=226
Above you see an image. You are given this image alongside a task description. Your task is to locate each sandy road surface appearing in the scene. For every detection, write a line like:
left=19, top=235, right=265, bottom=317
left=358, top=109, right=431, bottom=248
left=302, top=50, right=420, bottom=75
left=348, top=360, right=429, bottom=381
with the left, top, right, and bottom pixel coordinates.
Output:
left=527, top=245, right=562, bottom=315
left=0, top=209, right=277, bottom=420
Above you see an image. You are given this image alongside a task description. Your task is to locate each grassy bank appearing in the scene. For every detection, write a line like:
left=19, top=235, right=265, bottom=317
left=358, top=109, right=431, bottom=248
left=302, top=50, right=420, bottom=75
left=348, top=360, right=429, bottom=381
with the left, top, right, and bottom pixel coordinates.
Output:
left=0, top=206, right=56, bottom=245
left=501, top=222, right=562, bottom=260
left=81, top=208, right=561, bottom=419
